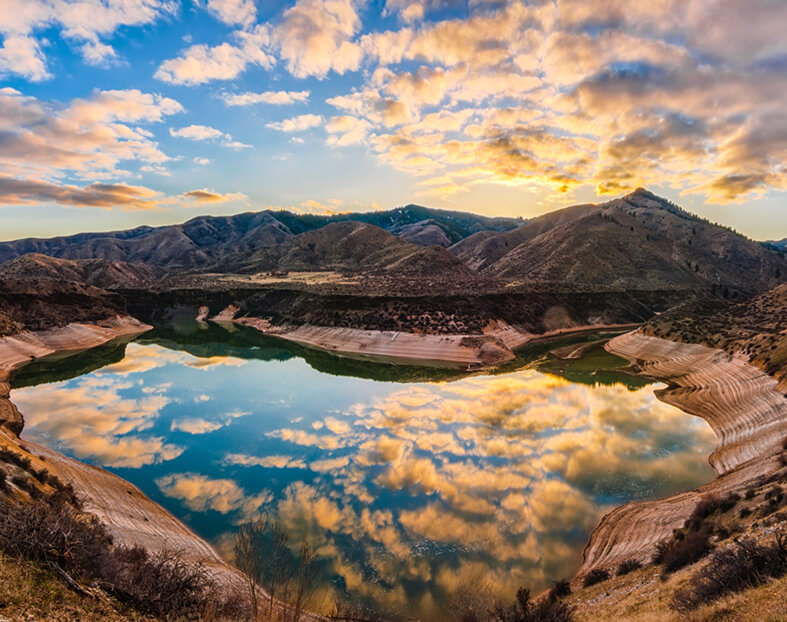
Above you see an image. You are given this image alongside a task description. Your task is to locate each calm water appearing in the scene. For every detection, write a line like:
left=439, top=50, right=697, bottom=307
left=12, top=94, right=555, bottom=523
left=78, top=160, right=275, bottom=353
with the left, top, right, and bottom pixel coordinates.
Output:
left=10, top=322, right=716, bottom=619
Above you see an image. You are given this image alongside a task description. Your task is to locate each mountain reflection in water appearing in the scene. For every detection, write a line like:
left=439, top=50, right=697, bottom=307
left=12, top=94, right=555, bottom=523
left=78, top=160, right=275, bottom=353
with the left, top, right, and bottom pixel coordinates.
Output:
left=11, top=322, right=716, bottom=619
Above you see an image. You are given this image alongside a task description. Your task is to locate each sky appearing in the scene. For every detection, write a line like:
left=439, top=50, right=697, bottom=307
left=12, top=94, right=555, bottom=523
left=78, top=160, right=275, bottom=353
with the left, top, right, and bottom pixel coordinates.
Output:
left=0, top=0, right=786, bottom=241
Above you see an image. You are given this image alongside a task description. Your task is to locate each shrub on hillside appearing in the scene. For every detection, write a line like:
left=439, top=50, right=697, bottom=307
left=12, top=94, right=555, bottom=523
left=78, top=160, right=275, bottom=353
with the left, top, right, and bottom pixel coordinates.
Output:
left=671, top=535, right=787, bottom=611
left=0, top=491, right=247, bottom=620
left=654, top=523, right=714, bottom=575
left=548, top=579, right=571, bottom=600
left=493, top=587, right=574, bottom=622
left=582, top=568, right=609, bottom=588
left=616, top=559, right=642, bottom=576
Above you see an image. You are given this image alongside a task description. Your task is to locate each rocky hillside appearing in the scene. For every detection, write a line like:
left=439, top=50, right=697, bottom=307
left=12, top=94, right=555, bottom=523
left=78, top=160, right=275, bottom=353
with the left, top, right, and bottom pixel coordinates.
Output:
left=0, top=278, right=125, bottom=335
left=0, top=254, right=162, bottom=289
left=644, top=283, right=787, bottom=391
left=211, top=221, right=475, bottom=277
left=0, top=205, right=520, bottom=271
left=450, top=189, right=786, bottom=295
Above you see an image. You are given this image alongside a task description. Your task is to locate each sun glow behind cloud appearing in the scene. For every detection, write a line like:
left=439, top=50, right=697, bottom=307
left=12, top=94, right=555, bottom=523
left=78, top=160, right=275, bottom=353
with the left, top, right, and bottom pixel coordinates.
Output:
left=0, top=0, right=784, bottom=239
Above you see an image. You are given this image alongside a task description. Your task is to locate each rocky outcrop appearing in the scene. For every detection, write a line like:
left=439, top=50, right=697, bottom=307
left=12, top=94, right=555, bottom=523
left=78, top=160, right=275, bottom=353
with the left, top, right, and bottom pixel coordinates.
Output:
left=579, top=331, right=787, bottom=572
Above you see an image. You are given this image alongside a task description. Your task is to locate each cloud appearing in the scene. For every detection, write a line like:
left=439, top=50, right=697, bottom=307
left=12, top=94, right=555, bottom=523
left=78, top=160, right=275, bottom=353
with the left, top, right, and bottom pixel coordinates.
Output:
left=266, top=114, right=323, bottom=132
left=181, top=189, right=248, bottom=203
left=12, top=375, right=182, bottom=468
left=0, top=88, right=182, bottom=191
left=170, top=125, right=225, bottom=141
left=0, top=0, right=175, bottom=75
left=169, top=124, right=251, bottom=149
left=0, top=176, right=164, bottom=210
left=273, top=0, right=363, bottom=79
left=156, top=472, right=271, bottom=516
left=154, top=26, right=274, bottom=86
left=170, top=418, right=224, bottom=435
left=223, top=453, right=308, bottom=469
left=325, top=115, right=372, bottom=145
left=221, top=90, right=311, bottom=106
left=206, top=0, right=256, bottom=27
left=0, top=35, right=49, bottom=81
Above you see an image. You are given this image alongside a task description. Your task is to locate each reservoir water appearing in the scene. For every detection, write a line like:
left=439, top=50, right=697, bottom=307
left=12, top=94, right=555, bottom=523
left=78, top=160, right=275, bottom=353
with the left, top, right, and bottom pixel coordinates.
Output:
left=10, top=322, right=716, bottom=619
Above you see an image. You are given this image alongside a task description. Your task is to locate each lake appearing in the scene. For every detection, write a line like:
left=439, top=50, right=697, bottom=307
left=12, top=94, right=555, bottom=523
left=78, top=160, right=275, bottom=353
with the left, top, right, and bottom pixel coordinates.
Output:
left=10, top=321, right=716, bottom=619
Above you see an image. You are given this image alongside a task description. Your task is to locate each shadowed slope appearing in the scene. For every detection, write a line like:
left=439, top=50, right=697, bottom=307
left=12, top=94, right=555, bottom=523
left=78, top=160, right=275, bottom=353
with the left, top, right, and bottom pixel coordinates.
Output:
left=451, top=189, right=786, bottom=295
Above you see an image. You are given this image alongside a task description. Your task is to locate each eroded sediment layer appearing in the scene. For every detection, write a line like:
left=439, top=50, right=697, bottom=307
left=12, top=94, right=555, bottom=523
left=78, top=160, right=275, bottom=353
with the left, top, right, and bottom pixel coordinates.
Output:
left=235, top=318, right=519, bottom=368
left=233, top=314, right=641, bottom=370
left=579, top=331, right=787, bottom=572
left=607, top=331, right=787, bottom=475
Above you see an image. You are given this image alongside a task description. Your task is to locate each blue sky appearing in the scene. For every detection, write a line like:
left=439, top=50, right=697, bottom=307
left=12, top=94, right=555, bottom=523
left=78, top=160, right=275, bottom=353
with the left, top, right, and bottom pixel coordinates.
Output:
left=1, top=0, right=786, bottom=241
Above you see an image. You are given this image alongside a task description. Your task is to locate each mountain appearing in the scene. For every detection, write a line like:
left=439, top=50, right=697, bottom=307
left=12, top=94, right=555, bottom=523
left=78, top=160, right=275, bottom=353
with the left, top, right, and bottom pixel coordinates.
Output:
left=450, top=188, right=786, bottom=295
left=212, top=221, right=475, bottom=277
left=0, top=254, right=162, bottom=288
left=0, top=206, right=521, bottom=271
left=764, top=238, right=787, bottom=252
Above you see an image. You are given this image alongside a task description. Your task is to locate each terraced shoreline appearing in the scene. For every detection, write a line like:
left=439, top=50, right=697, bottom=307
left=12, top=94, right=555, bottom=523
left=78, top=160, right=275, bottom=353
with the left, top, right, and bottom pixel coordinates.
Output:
left=2, top=320, right=785, bottom=617
left=579, top=331, right=787, bottom=573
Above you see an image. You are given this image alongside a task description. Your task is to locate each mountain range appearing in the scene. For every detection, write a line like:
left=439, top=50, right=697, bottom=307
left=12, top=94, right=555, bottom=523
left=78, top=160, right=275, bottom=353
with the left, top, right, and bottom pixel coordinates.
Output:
left=0, top=189, right=782, bottom=299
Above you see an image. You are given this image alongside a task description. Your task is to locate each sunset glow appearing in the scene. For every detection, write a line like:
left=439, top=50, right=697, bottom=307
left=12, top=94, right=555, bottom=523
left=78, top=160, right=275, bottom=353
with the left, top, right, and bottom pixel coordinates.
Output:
left=1, top=0, right=785, bottom=239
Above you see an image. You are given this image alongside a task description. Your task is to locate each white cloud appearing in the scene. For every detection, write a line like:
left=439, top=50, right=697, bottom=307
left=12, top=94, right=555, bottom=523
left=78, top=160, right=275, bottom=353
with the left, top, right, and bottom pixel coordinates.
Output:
left=0, top=35, right=49, bottom=81
left=171, top=125, right=225, bottom=141
left=221, top=90, right=311, bottom=106
left=206, top=0, right=256, bottom=27
left=170, top=124, right=252, bottom=149
left=0, top=0, right=176, bottom=76
left=0, top=88, right=182, bottom=181
left=155, top=26, right=274, bottom=86
left=273, top=0, right=363, bottom=78
left=266, top=113, right=323, bottom=132
left=171, top=418, right=224, bottom=435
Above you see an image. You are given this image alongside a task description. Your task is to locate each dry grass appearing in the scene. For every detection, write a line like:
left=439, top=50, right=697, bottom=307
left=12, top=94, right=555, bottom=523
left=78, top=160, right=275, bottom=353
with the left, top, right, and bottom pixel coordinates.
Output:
left=0, top=551, right=149, bottom=621
left=569, top=561, right=787, bottom=622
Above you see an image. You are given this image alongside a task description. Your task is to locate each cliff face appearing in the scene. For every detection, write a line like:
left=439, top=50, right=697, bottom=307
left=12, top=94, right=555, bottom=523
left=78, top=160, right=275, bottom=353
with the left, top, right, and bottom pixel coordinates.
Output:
left=580, top=331, right=787, bottom=572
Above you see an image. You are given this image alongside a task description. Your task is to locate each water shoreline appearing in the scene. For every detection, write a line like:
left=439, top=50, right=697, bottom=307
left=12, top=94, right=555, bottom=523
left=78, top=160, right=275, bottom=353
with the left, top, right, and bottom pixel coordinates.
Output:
left=2, top=320, right=784, bottom=614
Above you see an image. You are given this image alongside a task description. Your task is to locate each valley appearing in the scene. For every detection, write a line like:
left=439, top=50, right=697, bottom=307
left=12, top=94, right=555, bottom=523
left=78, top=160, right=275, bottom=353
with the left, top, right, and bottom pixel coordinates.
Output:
left=0, top=188, right=785, bottom=621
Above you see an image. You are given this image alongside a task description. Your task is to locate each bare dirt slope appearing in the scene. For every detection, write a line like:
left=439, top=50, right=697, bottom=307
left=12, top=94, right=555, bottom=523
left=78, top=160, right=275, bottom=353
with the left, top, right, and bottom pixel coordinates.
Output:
left=450, top=188, right=786, bottom=295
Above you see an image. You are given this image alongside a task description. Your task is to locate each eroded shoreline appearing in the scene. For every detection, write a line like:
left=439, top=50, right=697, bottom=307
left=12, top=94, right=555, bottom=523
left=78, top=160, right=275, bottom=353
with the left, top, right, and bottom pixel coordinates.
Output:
left=2, top=320, right=785, bottom=611
left=0, top=317, right=251, bottom=590
left=578, top=331, right=787, bottom=573
left=232, top=314, right=641, bottom=370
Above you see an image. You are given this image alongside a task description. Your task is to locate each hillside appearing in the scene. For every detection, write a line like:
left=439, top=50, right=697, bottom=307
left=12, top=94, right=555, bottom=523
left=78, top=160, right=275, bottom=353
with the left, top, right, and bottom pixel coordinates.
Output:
left=450, top=189, right=786, bottom=295
left=211, top=221, right=476, bottom=277
left=0, top=278, right=124, bottom=335
left=0, top=254, right=162, bottom=289
left=644, top=283, right=787, bottom=391
left=0, top=205, right=520, bottom=272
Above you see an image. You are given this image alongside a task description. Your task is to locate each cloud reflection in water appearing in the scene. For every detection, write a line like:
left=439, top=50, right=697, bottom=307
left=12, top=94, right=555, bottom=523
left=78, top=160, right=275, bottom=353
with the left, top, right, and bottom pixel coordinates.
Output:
left=12, top=342, right=716, bottom=618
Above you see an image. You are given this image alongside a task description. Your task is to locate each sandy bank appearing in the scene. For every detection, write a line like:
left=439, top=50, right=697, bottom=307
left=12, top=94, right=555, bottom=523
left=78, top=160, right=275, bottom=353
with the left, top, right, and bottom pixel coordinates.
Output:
left=231, top=314, right=641, bottom=370
left=579, top=331, right=787, bottom=572
left=235, top=318, right=517, bottom=368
